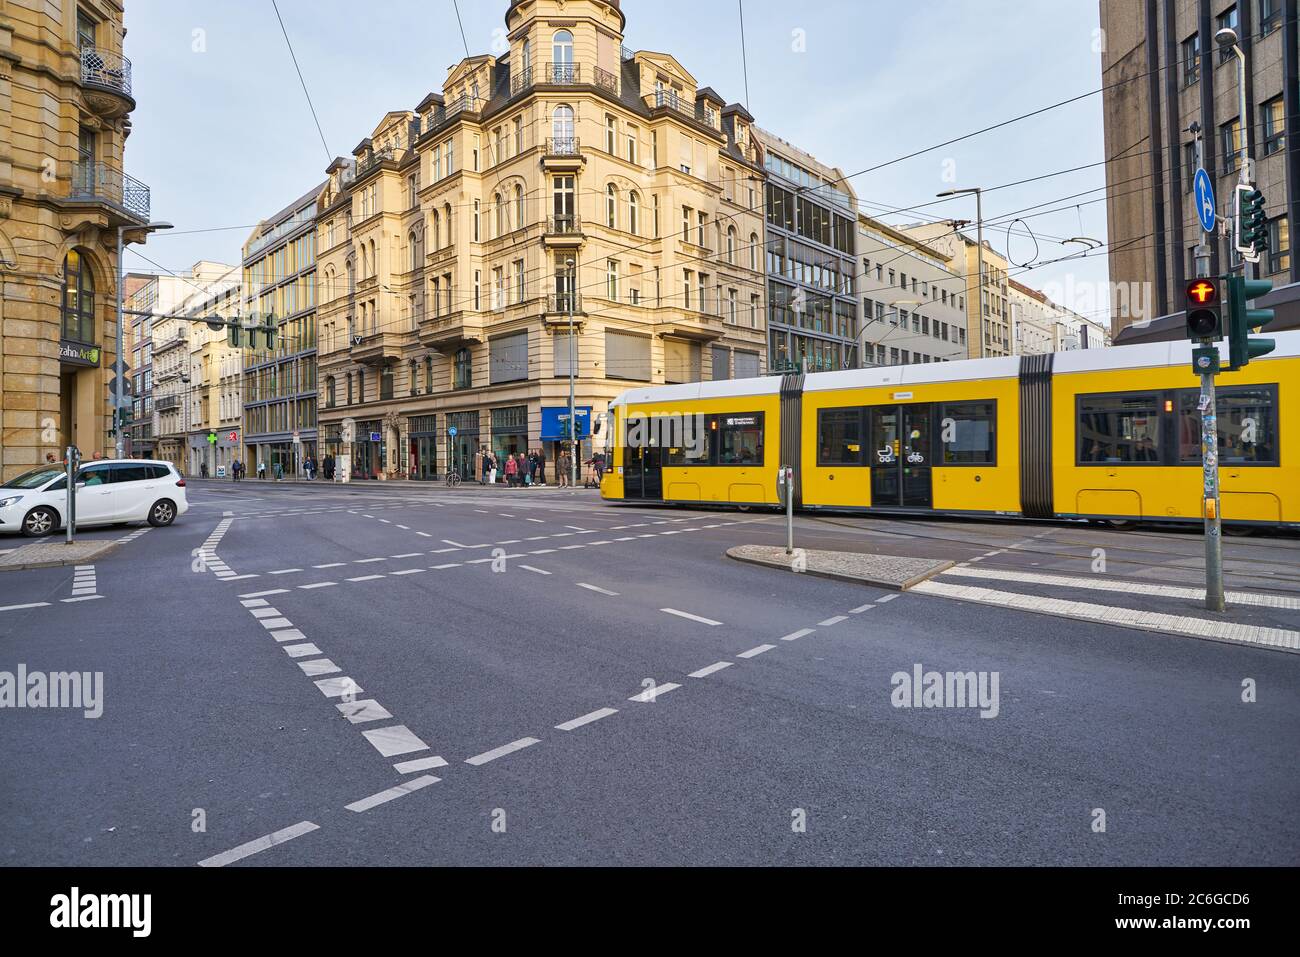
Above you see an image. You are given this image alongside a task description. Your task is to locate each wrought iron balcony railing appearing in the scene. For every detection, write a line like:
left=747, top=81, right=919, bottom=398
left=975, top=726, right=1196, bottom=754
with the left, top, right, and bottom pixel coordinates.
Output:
left=80, top=46, right=132, bottom=97
left=544, top=62, right=581, bottom=85
left=69, top=162, right=150, bottom=220
left=546, top=215, right=582, bottom=235
left=593, top=66, right=618, bottom=93
left=547, top=293, right=583, bottom=314
left=545, top=136, right=580, bottom=156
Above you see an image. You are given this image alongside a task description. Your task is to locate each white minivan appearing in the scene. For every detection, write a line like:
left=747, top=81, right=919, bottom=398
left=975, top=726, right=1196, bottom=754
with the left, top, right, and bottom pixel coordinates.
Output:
left=0, top=460, right=189, bottom=537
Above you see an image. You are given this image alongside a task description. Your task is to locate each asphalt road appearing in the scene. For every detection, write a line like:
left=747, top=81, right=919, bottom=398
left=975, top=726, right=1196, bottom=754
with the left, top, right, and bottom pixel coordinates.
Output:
left=2, top=480, right=1297, bottom=866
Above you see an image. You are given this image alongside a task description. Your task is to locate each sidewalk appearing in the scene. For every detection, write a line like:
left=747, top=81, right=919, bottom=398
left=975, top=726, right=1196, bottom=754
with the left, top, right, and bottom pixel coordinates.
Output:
left=187, top=477, right=603, bottom=495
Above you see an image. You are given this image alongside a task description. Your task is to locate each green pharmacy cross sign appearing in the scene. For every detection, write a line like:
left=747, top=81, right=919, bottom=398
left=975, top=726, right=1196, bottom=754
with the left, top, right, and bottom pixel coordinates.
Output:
left=207, top=432, right=218, bottom=446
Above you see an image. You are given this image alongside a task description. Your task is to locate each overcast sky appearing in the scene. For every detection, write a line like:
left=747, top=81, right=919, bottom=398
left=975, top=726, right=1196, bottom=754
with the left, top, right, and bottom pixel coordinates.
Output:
left=123, top=0, right=1113, bottom=324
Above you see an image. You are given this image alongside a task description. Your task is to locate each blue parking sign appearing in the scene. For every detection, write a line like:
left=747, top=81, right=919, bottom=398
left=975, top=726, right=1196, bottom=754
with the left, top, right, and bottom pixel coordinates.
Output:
left=1194, top=168, right=1216, bottom=234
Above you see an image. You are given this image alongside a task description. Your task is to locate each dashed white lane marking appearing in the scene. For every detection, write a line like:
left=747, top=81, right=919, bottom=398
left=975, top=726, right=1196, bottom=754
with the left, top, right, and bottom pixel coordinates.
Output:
left=249, top=608, right=284, bottom=619
left=61, top=595, right=103, bottom=604
left=848, top=603, right=876, bottom=614
left=337, top=699, right=392, bottom=724
left=390, top=569, right=425, bottom=576
left=269, top=628, right=308, bottom=643
left=417, top=532, right=434, bottom=538
left=345, top=775, right=440, bottom=813
left=393, top=755, right=449, bottom=774
left=269, top=569, right=302, bottom=576
left=530, top=549, right=557, bottom=555
left=688, top=661, right=734, bottom=678
left=910, top=581, right=1300, bottom=652
left=258, top=617, right=293, bottom=630
left=315, top=677, right=363, bottom=698
left=347, top=575, right=385, bottom=583
left=526, top=518, right=545, bottom=524
left=780, top=628, right=815, bottom=642
left=738, top=644, right=776, bottom=659
left=818, top=615, right=848, bottom=627
left=555, top=707, right=619, bottom=731
left=314, top=563, right=346, bottom=569
left=629, top=682, right=681, bottom=703
left=941, top=565, right=1300, bottom=610
left=360, top=724, right=430, bottom=758
left=1, top=602, right=51, bottom=613
left=240, top=599, right=269, bottom=608
left=198, top=821, right=319, bottom=867
left=299, top=659, right=341, bottom=677
left=519, top=565, right=551, bottom=575
left=465, top=737, right=541, bottom=766
left=660, top=608, right=723, bottom=627
left=300, top=582, right=338, bottom=590
left=877, top=594, right=898, bottom=604
left=283, top=643, right=322, bottom=659
left=392, top=553, right=423, bottom=559
left=577, top=583, right=619, bottom=597
left=354, top=558, right=387, bottom=564
left=240, top=589, right=288, bottom=599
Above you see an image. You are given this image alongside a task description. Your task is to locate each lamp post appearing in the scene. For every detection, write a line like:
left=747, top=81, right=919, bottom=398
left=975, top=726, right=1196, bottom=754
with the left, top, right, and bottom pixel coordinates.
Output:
left=114, top=220, right=172, bottom=458
left=937, top=188, right=985, bottom=356
left=1216, top=26, right=1253, bottom=283
left=566, top=256, right=577, bottom=488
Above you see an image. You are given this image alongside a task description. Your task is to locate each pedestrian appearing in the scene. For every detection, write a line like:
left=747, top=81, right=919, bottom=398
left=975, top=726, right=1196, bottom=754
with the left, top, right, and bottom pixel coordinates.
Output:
left=306, top=455, right=316, bottom=481
left=487, top=451, right=497, bottom=486
left=323, top=454, right=333, bottom=482
left=231, top=458, right=240, bottom=482
left=200, top=461, right=209, bottom=479
left=481, top=447, right=491, bottom=485
left=504, top=452, right=518, bottom=488
left=537, top=448, right=547, bottom=487
left=528, top=449, right=539, bottom=487
left=593, top=450, right=606, bottom=484
left=258, top=459, right=266, bottom=480
left=558, top=450, right=571, bottom=488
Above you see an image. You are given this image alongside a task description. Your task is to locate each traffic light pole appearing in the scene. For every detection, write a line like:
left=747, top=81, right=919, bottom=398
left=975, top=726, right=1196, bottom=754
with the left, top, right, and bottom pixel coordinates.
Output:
left=1197, top=359, right=1225, bottom=612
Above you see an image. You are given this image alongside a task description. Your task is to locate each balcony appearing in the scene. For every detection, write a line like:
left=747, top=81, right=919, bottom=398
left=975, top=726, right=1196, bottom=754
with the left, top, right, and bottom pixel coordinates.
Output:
left=79, top=46, right=135, bottom=118
left=658, top=310, right=724, bottom=343
left=543, top=294, right=585, bottom=334
left=543, top=215, right=584, bottom=248
left=543, top=137, right=584, bottom=171
left=428, top=94, right=481, bottom=134
left=416, top=310, right=484, bottom=350
left=68, top=162, right=150, bottom=222
left=349, top=330, right=407, bottom=367
left=153, top=333, right=188, bottom=355
left=353, top=147, right=406, bottom=183
left=543, top=62, right=581, bottom=85
left=593, top=66, right=618, bottom=94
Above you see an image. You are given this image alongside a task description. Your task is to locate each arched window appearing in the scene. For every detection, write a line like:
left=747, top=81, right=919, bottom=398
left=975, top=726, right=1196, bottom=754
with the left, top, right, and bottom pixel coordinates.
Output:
left=444, top=203, right=453, bottom=244
left=325, top=376, right=336, bottom=408
left=369, top=239, right=377, bottom=276
left=628, top=191, right=639, bottom=236
left=408, top=359, right=418, bottom=395
left=431, top=210, right=441, bottom=248
left=409, top=230, right=420, bottom=271
left=552, top=31, right=573, bottom=82
left=521, top=38, right=532, bottom=77
left=454, top=347, right=472, bottom=389
left=515, top=185, right=525, bottom=228
left=606, top=184, right=617, bottom=229
left=495, top=192, right=505, bottom=236
left=727, top=226, right=736, bottom=264
left=749, top=234, right=759, bottom=271
left=346, top=372, right=354, bottom=405
left=552, top=105, right=574, bottom=150
left=358, top=246, right=368, bottom=282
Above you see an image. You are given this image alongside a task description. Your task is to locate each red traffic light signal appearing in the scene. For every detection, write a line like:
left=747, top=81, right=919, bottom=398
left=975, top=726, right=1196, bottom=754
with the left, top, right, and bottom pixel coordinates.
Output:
left=1185, top=278, right=1223, bottom=340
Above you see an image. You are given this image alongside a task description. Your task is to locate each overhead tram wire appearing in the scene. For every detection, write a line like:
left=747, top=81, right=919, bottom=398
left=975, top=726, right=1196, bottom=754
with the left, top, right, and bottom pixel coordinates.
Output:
left=270, top=0, right=332, bottom=166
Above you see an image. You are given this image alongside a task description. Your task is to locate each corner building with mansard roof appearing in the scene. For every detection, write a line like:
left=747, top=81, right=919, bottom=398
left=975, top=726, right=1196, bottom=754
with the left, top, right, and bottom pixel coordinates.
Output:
left=314, top=0, right=767, bottom=481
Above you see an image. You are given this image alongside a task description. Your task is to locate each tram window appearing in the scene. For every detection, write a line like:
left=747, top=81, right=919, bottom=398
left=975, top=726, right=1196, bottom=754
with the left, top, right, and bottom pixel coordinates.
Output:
left=717, top=412, right=764, bottom=465
left=1177, top=385, right=1278, bottom=466
left=1077, top=393, right=1162, bottom=465
left=936, top=401, right=996, bottom=465
left=664, top=414, right=711, bottom=466
left=817, top=408, right=864, bottom=465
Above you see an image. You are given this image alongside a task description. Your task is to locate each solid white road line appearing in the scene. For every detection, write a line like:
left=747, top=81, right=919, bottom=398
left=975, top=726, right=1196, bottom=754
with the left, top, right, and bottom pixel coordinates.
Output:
left=345, top=775, right=439, bottom=813
left=555, top=707, right=619, bottom=731
left=941, top=564, right=1300, bottom=610
left=660, top=608, right=722, bottom=626
left=198, top=820, right=320, bottom=867
left=629, top=682, right=681, bottom=702
left=465, top=737, right=542, bottom=766
left=737, top=644, right=776, bottom=659
left=1, top=602, right=52, bottom=612
left=779, top=628, right=815, bottom=642
left=910, top=580, right=1300, bottom=652
left=393, top=755, right=449, bottom=774
left=577, top=583, right=619, bottom=596
left=688, top=661, right=734, bottom=678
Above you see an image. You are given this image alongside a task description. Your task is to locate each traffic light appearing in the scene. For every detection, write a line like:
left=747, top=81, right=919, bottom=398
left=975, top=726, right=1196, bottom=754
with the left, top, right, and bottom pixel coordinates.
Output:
left=1184, top=278, right=1223, bottom=339
left=1226, top=275, right=1275, bottom=370
left=1235, top=186, right=1269, bottom=259
left=227, top=317, right=243, bottom=349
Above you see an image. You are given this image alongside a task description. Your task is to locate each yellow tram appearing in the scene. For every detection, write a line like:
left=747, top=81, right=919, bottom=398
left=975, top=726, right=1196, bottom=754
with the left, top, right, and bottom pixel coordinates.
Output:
left=600, top=331, right=1299, bottom=529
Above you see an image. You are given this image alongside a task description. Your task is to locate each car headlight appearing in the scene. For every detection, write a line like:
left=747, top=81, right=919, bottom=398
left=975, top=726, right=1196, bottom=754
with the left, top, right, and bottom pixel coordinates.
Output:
left=0, top=496, right=23, bottom=509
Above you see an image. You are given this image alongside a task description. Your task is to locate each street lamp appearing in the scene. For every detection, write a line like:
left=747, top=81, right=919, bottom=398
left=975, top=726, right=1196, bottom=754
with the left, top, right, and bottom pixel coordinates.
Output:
left=115, top=220, right=172, bottom=458
left=1216, top=26, right=1253, bottom=282
left=937, top=188, right=985, bottom=356
left=565, top=256, right=577, bottom=488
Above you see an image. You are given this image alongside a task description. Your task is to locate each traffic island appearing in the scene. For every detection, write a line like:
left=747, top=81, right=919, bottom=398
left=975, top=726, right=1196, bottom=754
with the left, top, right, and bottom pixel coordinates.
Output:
left=0, top=539, right=120, bottom=572
left=726, top=544, right=953, bottom=591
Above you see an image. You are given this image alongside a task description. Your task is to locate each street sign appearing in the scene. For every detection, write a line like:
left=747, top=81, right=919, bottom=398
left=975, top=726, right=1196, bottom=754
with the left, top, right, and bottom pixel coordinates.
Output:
left=228, top=431, right=239, bottom=443
left=292, top=431, right=302, bottom=445
left=448, top=426, right=458, bottom=437
left=1194, top=168, right=1216, bottom=234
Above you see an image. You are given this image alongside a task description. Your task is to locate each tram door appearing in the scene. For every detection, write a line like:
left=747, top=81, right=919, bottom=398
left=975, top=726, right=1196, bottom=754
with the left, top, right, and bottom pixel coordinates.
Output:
left=868, top=404, right=933, bottom=508
left=622, top=445, right=663, bottom=500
